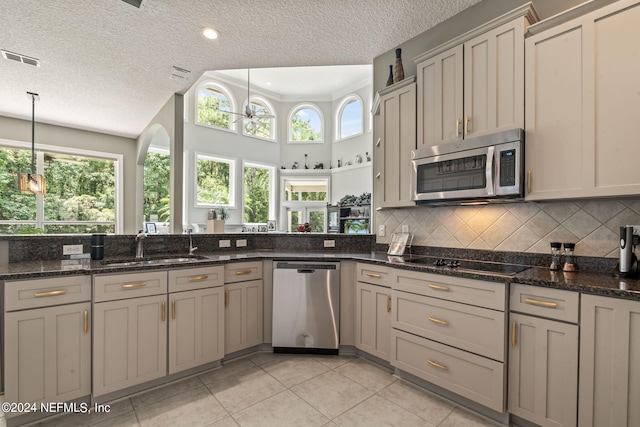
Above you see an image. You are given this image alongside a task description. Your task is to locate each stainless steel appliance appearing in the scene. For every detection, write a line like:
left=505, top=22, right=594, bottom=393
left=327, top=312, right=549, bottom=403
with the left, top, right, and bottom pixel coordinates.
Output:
left=272, top=261, right=340, bottom=354
left=401, top=256, right=530, bottom=277
left=411, top=128, right=524, bottom=204
left=616, top=226, right=638, bottom=277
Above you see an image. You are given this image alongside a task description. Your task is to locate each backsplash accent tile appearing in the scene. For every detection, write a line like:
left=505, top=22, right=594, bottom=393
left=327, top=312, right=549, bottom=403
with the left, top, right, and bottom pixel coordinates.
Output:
left=376, top=198, right=640, bottom=258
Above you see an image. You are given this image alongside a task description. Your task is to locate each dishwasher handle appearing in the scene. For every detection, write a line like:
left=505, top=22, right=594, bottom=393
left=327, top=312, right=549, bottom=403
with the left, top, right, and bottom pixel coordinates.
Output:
left=297, top=269, right=316, bottom=274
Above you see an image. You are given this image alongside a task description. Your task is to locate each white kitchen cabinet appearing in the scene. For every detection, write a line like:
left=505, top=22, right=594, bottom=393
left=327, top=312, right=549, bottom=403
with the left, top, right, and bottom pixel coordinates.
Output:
left=224, top=262, right=264, bottom=355
left=579, top=294, right=640, bottom=427
left=525, top=0, right=640, bottom=200
left=355, top=281, right=391, bottom=361
left=373, top=76, right=416, bottom=209
left=3, top=276, right=91, bottom=419
left=415, top=4, right=536, bottom=147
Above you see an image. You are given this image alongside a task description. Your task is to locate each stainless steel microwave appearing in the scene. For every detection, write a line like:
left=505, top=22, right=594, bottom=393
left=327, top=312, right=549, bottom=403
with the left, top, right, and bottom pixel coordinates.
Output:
left=411, top=128, right=524, bottom=204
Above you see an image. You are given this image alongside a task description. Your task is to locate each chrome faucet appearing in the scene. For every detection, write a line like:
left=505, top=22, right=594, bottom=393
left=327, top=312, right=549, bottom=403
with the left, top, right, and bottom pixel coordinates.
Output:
left=188, top=230, right=198, bottom=256
left=135, top=230, right=147, bottom=259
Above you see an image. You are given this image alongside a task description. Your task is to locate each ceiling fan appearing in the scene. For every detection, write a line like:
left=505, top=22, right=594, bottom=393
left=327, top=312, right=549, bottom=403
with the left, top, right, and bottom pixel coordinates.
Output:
left=228, top=69, right=275, bottom=127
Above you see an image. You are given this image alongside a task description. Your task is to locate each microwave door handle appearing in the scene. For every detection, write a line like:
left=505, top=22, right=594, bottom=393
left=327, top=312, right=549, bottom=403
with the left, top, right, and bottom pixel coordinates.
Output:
left=485, top=146, right=495, bottom=195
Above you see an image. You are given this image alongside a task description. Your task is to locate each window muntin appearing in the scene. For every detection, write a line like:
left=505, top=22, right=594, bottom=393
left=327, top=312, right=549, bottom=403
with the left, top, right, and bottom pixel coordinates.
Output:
left=337, top=95, right=364, bottom=140
left=243, top=162, right=275, bottom=223
left=289, top=104, right=323, bottom=143
left=242, top=98, right=275, bottom=140
left=143, top=149, right=170, bottom=229
left=196, top=154, right=236, bottom=207
left=196, top=83, right=236, bottom=131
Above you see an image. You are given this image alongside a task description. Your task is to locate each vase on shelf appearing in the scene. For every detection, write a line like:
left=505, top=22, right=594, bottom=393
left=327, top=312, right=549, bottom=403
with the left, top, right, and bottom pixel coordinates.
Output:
left=386, top=65, right=394, bottom=87
left=394, top=48, right=405, bottom=83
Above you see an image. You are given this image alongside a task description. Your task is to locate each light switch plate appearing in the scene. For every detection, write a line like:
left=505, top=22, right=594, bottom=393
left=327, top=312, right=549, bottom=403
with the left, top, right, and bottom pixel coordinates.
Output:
left=323, top=240, right=335, bottom=248
left=236, top=239, right=247, bottom=247
left=63, top=244, right=83, bottom=255
left=401, top=225, right=409, bottom=233
left=219, top=240, right=231, bottom=248
left=378, top=225, right=386, bottom=237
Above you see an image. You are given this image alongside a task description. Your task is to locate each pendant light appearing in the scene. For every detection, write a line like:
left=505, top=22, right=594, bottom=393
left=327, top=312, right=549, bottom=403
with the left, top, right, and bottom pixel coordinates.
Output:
left=18, top=91, right=46, bottom=195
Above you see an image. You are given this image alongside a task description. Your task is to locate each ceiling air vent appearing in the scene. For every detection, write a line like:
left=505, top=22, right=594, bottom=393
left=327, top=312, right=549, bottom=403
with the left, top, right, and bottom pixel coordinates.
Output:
left=171, top=66, right=191, bottom=81
left=121, top=0, right=145, bottom=8
left=1, top=50, right=40, bottom=67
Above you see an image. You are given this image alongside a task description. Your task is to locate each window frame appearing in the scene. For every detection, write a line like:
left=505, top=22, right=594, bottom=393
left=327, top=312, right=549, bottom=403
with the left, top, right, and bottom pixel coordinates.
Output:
left=242, top=160, right=276, bottom=224
left=0, top=138, right=123, bottom=234
left=194, top=80, right=238, bottom=133
left=241, top=96, right=277, bottom=142
left=194, top=152, right=237, bottom=208
left=335, top=94, right=364, bottom=142
left=287, top=103, right=324, bottom=144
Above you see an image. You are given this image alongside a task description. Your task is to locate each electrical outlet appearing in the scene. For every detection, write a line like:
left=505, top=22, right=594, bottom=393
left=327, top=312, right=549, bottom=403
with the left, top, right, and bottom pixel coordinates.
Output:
left=323, top=240, right=335, bottom=248
left=219, top=240, right=231, bottom=248
left=378, top=225, right=386, bottom=237
left=236, top=239, right=247, bottom=248
left=401, top=225, right=409, bottom=233
left=63, top=244, right=83, bottom=255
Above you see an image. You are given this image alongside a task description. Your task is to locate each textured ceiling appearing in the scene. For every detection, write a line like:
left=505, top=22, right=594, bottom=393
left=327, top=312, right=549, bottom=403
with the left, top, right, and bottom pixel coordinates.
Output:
left=0, top=0, right=480, bottom=138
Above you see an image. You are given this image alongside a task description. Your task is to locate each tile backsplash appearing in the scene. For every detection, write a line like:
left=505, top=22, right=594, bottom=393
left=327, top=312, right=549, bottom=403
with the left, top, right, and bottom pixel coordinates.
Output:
left=376, top=198, right=640, bottom=258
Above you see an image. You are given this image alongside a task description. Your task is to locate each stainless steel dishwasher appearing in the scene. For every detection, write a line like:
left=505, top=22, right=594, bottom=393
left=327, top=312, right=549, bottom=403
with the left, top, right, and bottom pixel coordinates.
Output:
left=272, top=261, right=340, bottom=354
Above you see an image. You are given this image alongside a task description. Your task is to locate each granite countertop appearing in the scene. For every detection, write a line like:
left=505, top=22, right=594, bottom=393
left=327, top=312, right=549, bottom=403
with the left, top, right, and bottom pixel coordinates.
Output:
left=1, top=251, right=639, bottom=301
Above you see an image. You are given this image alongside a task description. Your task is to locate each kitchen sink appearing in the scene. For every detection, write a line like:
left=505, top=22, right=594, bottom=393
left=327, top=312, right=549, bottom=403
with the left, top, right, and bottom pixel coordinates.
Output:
left=101, top=255, right=207, bottom=267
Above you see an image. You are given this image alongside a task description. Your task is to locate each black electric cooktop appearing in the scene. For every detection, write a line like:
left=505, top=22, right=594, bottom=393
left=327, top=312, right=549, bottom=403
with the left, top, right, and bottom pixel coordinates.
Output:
left=402, top=256, right=530, bottom=277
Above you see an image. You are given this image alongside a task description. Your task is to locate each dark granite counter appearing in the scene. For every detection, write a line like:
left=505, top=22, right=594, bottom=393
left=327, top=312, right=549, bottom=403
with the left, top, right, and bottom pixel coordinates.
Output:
left=1, top=251, right=639, bottom=302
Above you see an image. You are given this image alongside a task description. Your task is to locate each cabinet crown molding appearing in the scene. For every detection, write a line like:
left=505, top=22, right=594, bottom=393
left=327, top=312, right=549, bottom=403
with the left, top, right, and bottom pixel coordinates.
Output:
left=412, top=2, right=539, bottom=64
left=372, top=75, right=416, bottom=115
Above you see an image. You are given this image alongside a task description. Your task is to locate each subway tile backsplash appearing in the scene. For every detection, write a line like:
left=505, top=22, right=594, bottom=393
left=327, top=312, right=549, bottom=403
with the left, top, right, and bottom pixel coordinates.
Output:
left=376, top=198, right=640, bottom=258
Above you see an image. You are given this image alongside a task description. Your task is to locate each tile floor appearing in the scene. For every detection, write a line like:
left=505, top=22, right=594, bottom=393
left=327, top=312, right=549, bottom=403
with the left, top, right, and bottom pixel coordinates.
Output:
left=1, top=353, right=502, bottom=427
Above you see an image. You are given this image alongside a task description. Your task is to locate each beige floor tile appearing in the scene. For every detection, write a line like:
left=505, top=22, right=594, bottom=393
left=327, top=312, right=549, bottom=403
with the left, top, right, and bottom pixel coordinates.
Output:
left=207, top=367, right=286, bottom=414
left=199, top=359, right=257, bottom=386
left=39, top=398, right=134, bottom=427
left=377, top=380, right=455, bottom=425
left=136, top=383, right=228, bottom=427
left=439, top=407, right=502, bottom=427
left=233, top=390, right=329, bottom=427
left=334, top=358, right=396, bottom=392
left=333, top=395, right=434, bottom=427
left=290, top=370, right=374, bottom=419
left=131, top=376, right=203, bottom=409
left=205, top=416, right=240, bottom=427
left=91, top=411, right=140, bottom=427
left=261, top=356, right=329, bottom=387
left=247, top=352, right=298, bottom=367
left=313, top=355, right=356, bottom=370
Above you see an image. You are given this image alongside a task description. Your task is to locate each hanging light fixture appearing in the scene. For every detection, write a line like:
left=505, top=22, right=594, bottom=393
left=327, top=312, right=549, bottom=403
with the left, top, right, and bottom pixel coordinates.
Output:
left=18, top=91, right=46, bottom=195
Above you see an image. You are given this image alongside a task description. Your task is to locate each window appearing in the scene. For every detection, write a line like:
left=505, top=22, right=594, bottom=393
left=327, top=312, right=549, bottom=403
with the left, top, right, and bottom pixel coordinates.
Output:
left=242, top=97, right=276, bottom=140
left=336, top=95, right=363, bottom=141
left=196, top=82, right=236, bottom=131
left=143, top=149, right=170, bottom=231
left=243, top=162, right=275, bottom=224
left=0, top=144, right=119, bottom=234
left=196, top=154, right=235, bottom=207
left=281, top=177, right=329, bottom=232
left=289, top=104, right=323, bottom=143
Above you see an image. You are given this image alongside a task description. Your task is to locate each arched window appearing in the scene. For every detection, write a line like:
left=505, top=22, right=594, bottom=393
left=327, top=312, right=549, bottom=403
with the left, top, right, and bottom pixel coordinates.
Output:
left=242, top=96, right=276, bottom=140
left=196, top=81, right=237, bottom=131
left=288, top=103, right=323, bottom=143
left=336, top=95, right=363, bottom=141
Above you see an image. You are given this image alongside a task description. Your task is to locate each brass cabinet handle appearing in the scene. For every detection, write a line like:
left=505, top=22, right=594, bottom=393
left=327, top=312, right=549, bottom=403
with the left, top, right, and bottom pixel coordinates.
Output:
left=122, top=282, right=147, bottom=289
left=428, top=284, right=450, bottom=292
left=527, top=171, right=532, bottom=194
left=511, top=321, right=516, bottom=347
left=427, top=360, right=449, bottom=371
left=428, top=316, right=449, bottom=326
left=366, top=272, right=382, bottom=278
left=225, top=290, right=229, bottom=308
left=387, top=295, right=391, bottom=313
left=171, top=300, right=176, bottom=320
left=456, top=118, right=461, bottom=137
left=524, top=298, right=558, bottom=309
left=84, top=310, right=89, bottom=334
left=235, top=270, right=252, bottom=275
left=464, top=116, right=470, bottom=135
left=34, top=289, right=67, bottom=298
left=188, top=275, right=208, bottom=281
left=375, top=138, right=381, bottom=147
left=161, top=300, right=165, bottom=322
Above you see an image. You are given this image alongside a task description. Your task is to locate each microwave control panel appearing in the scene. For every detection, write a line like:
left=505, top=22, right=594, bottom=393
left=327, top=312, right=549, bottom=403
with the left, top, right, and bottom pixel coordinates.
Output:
left=499, top=149, right=516, bottom=187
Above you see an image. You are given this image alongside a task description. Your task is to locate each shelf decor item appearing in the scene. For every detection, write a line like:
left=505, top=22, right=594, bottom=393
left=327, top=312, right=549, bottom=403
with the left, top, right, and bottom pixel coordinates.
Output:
left=386, top=65, right=394, bottom=87
left=394, top=48, right=405, bottom=83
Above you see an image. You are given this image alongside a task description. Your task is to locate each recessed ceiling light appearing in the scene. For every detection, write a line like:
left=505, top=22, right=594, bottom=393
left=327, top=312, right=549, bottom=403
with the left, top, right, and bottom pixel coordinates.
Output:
left=202, top=27, right=219, bottom=40
left=266, top=82, right=271, bottom=86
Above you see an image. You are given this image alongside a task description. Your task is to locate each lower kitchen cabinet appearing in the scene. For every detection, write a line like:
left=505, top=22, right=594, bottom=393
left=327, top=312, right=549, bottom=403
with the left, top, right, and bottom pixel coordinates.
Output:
left=579, top=294, right=640, bottom=427
left=355, top=281, right=391, bottom=361
left=225, top=279, right=264, bottom=354
left=508, top=313, right=578, bottom=427
left=93, top=294, right=167, bottom=397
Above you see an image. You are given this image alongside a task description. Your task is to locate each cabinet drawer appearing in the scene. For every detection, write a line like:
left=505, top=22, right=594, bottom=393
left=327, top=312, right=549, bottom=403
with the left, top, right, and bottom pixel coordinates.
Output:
left=168, top=266, right=224, bottom=292
left=392, top=269, right=505, bottom=310
left=224, top=261, right=263, bottom=283
left=393, top=290, right=505, bottom=361
left=94, top=271, right=167, bottom=302
left=391, top=328, right=504, bottom=413
left=510, top=284, right=578, bottom=323
left=356, top=263, right=391, bottom=288
left=5, top=275, right=91, bottom=311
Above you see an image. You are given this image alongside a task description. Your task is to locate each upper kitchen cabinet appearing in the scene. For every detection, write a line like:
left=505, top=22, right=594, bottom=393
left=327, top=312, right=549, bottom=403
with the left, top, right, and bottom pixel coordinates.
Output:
left=415, top=4, right=538, bottom=147
left=526, top=0, right=640, bottom=200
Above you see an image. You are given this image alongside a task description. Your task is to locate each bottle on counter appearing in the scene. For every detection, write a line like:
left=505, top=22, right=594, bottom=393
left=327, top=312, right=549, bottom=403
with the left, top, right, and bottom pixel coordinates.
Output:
left=550, top=242, right=562, bottom=271
left=91, top=233, right=105, bottom=260
left=563, top=243, right=577, bottom=272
